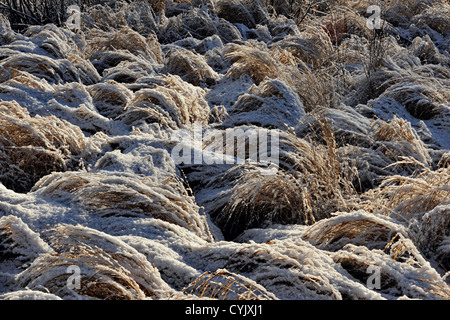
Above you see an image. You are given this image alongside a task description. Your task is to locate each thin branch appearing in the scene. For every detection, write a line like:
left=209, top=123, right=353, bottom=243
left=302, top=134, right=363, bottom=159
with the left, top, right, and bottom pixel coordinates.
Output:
left=0, top=2, right=42, bottom=24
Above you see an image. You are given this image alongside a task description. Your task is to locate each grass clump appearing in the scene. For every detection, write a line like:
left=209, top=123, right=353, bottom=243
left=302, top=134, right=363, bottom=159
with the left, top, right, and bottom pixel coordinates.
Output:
left=17, top=224, right=172, bottom=300
left=0, top=100, right=87, bottom=193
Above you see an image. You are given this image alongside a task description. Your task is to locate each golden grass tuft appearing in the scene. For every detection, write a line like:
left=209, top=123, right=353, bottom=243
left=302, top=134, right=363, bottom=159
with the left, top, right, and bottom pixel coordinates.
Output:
left=213, top=167, right=316, bottom=240
left=415, top=205, right=450, bottom=258
left=381, top=74, right=446, bottom=121
left=369, top=157, right=449, bottom=217
left=0, top=100, right=87, bottom=193
left=86, top=27, right=162, bottom=64
left=289, top=113, right=358, bottom=212
left=303, top=211, right=403, bottom=251
left=371, top=116, right=432, bottom=168
left=87, top=80, right=134, bottom=119
left=164, top=46, right=219, bottom=86
left=269, top=44, right=337, bottom=110
left=17, top=224, right=171, bottom=300
left=120, top=75, right=210, bottom=129
left=196, top=239, right=362, bottom=299
left=411, top=2, right=450, bottom=35
left=2, top=69, right=55, bottom=91
left=0, top=53, right=73, bottom=83
left=215, top=0, right=268, bottom=29
left=224, top=42, right=279, bottom=84
left=23, top=24, right=85, bottom=59
left=183, top=269, right=276, bottom=300
left=384, top=0, right=438, bottom=26
left=205, top=118, right=358, bottom=239
left=0, top=40, right=100, bottom=84
left=0, top=215, right=50, bottom=264
left=332, top=243, right=450, bottom=299
left=223, top=79, right=306, bottom=129
left=31, top=171, right=213, bottom=241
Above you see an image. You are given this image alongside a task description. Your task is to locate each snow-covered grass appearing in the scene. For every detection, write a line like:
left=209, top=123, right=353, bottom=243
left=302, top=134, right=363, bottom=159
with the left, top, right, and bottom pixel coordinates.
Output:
left=0, top=0, right=449, bottom=300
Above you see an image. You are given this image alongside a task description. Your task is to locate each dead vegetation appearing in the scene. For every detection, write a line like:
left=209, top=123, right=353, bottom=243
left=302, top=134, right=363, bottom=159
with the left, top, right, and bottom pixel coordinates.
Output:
left=0, top=215, right=51, bottom=266
left=17, top=224, right=172, bottom=300
left=371, top=116, right=432, bottom=169
left=206, top=119, right=358, bottom=240
left=0, top=100, right=87, bottom=193
left=223, top=42, right=280, bottom=84
left=85, top=27, right=163, bottom=65
left=0, top=0, right=449, bottom=300
left=32, top=171, right=213, bottom=241
left=371, top=158, right=449, bottom=217
left=302, top=210, right=404, bottom=251
left=183, top=269, right=276, bottom=300
left=119, top=75, right=210, bottom=129
left=212, top=166, right=316, bottom=240
left=332, top=243, right=450, bottom=299
left=164, top=46, right=219, bottom=86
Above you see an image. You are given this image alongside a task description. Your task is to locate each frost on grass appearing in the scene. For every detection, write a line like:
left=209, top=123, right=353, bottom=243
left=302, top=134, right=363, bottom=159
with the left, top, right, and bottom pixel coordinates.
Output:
left=119, top=75, right=210, bottom=130
left=32, top=171, right=213, bottom=242
left=223, top=79, right=306, bottom=129
left=302, top=210, right=406, bottom=252
left=0, top=289, right=62, bottom=300
left=16, top=224, right=174, bottom=300
left=0, top=0, right=449, bottom=300
left=183, top=269, right=277, bottom=300
left=0, top=101, right=88, bottom=193
left=0, top=215, right=51, bottom=267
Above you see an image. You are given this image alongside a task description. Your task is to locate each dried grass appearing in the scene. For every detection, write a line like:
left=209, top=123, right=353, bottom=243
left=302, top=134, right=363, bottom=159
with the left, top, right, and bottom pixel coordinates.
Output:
left=371, top=116, right=432, bottom=169
left=373, top=161, right=449, bottom=217
left=411, top=3, right=450, bottom=36
left=87, top=80, right=134, bottom=119
left=82, top=0, right=160, bottom=34
left=0, top=0, right=448, bottom=301
left=333, top=243, right=450, bottom=299
left=164, top=46, right=219, bottom=86
left=223, top=42, right=279, bottom=84
left=23, top=24, right=86, bottom=59
left=436, top=236, right=450, bottom=272
left=224, top=79, right=305, bottom=129
left=119, top=75, right=210, bottom=129
left=367, top=158, right=450, bottom=265
left=0, top=51, right=99, bottom=84
left=31, top=171, right=213, bottom=241
left=183, top=269, right=276, bottom=300
left=290, top=111, right=357, bottom=204
left=212, top=167, right=316, bottom=240
left=415, top=205, right=450, bottom=261
left=0, top=100, right=87, bottom=193
left=215, top=0, right=268, bottom=29
left=86, top=27, right=162, bottom=64
left=0, top=215, right=51, bottom=265
left=0, top=13, right=16, bottom=45
left=382, top=79, right=446, bottom=121
left=1, top=69, right=55, bottom=91
left=195, top=239, right=371, bottom=300
left=207, top=119, right=358, bottom=239
left=384, top=0, right=440, bottom=28
left=303, top=210, right=404, bottom=251
left=17, top=224, right=171, bottom=300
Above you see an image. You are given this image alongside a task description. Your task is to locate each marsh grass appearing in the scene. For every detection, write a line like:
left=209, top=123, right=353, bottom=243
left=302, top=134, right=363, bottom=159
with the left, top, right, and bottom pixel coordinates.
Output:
left=17, top=224, right=171, bottom=299
left=183, top=269, right=276, bottom=300
left=0, top=100, right=87, bottom=193
left=32, top=171, right=213, bottom=241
